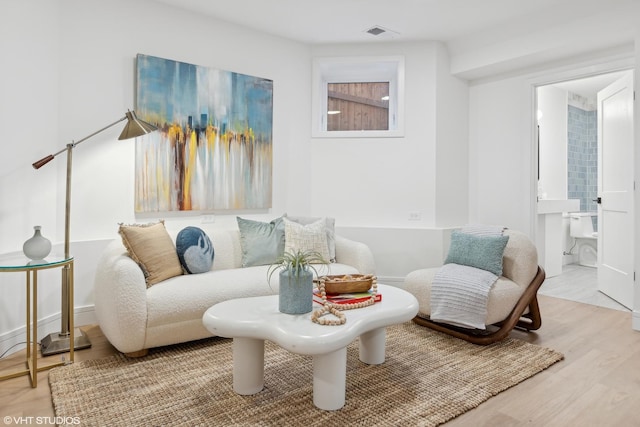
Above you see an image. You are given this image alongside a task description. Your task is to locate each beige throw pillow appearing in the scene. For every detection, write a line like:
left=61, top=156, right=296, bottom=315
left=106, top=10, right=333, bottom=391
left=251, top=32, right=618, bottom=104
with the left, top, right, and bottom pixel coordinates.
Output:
left=283, top=217, right=330, bottom=262
left=118, top=221, right=183, bottom=287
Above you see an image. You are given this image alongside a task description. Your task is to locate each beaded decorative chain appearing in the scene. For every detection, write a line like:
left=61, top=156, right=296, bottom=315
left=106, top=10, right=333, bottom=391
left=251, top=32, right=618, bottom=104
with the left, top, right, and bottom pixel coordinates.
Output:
left=311, top=275, right=378, bottom=326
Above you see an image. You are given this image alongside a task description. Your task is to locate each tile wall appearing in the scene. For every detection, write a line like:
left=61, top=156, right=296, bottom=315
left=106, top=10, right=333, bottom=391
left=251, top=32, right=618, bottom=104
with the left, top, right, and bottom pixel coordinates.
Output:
left=567, top=102, right=598, bottom=230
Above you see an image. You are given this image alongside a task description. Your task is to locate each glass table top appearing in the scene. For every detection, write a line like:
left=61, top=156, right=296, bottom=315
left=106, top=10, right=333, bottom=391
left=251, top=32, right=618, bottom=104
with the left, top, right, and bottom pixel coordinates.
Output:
left=0, top=254, right=73, bottom=270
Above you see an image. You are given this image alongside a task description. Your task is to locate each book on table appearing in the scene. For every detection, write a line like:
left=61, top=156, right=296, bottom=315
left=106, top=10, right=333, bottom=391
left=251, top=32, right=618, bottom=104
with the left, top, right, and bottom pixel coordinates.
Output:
left=313, top=289, right=382, bottom=305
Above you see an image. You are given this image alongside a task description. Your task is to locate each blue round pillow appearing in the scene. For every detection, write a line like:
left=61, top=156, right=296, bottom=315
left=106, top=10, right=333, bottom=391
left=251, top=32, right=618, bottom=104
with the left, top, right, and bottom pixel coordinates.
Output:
left=175, top=227, right=214, bottom=274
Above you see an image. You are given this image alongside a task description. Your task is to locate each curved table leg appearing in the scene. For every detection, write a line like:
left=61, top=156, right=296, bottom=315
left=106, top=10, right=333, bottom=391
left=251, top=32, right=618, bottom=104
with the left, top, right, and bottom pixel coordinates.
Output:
left=233, top=338, right=264, bottom=395
left=313, top=347, right=347, bottom=410
left=359, top=327, right=386, bottom=365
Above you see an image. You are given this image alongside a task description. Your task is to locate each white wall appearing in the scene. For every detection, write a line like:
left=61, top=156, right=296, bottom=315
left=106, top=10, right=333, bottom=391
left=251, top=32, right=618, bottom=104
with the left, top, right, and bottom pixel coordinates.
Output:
left=0, top=1, right=60, bottom=250
left=54, top=0, right=312, bottom=239
left=468, top=75, right=535, bottom=234
left=337, top=226, right=453, bottom=287
left=307, top=42, right=468, bottom=228
left=537, top=85, right=568, bottom=200
left=0, top=0, right=312, bottom=353
left=0, top=1, right=470, bottom=355
left=0, top=0, right=62, bottom=356
left=308, top=41, right=440, bottom=227
left=2, top=0, right=313, bottom=250
left=435, top=43, right=470, bottom=227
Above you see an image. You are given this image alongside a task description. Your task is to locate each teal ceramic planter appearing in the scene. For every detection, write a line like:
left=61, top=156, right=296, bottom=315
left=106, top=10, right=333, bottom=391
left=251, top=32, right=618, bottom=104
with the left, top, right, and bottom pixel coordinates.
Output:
left=278, top=269, right=313, bottom=314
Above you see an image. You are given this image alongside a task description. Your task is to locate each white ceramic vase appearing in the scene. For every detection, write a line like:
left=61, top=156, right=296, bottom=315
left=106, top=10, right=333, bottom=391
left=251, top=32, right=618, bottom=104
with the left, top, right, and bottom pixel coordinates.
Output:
left=23, top=226, right=52, bottom=260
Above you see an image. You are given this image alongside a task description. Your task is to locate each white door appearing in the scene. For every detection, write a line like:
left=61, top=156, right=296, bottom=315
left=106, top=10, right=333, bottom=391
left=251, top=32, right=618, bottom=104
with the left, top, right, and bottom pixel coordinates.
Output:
left=597, top=72, right=634, bottom=309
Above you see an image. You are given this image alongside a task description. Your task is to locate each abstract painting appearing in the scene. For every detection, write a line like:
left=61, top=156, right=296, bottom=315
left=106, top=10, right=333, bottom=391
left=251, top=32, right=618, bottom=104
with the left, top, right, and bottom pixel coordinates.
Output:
left=135, top=54, right=273, bottom=212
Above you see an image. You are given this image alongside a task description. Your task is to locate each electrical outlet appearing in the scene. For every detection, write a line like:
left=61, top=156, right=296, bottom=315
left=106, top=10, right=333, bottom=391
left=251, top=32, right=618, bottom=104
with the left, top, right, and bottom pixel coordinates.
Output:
left=408, top=211, right=421, bottom=221
left=202, top=215, right=216, bottom=224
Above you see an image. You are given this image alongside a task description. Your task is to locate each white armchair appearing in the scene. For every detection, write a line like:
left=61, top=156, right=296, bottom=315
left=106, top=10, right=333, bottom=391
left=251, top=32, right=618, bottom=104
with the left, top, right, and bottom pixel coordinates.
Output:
left=403, top=229, right=544, bottom=345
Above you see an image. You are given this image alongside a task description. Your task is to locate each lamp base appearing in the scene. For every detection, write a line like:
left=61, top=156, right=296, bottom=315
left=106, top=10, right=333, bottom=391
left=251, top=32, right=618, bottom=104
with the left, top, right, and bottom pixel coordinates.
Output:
left=40, top=329, right=92, bottom=357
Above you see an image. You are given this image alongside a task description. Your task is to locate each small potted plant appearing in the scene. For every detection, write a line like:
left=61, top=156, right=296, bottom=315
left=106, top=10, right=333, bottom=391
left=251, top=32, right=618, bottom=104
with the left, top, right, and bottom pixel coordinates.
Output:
left=268, top=249, right=328, bottom=314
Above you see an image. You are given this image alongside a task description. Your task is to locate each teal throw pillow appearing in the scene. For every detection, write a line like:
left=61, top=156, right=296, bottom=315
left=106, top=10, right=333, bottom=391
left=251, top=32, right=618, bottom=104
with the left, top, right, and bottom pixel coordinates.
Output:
left=237, top=216, right=285, bottom=267
left=444, top=231, right=509, bottom=276
left=175, top=227, right=214, bottom=274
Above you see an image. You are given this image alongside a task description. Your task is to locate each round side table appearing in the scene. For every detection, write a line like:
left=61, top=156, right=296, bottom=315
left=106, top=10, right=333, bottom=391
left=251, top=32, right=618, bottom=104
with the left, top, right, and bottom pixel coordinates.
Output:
left=0, top=255, right=74, bottom=388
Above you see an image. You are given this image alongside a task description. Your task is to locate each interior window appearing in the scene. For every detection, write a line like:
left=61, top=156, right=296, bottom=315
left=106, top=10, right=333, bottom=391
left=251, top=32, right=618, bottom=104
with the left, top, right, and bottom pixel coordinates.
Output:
left=327, top=82, right=389, bottom=131
left=312, top=56, right=404, bottom=138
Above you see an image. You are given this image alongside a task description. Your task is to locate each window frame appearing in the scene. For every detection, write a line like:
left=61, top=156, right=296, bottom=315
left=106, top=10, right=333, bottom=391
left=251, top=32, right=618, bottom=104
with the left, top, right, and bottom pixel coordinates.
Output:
left=312, top=55, right=405, bottom=138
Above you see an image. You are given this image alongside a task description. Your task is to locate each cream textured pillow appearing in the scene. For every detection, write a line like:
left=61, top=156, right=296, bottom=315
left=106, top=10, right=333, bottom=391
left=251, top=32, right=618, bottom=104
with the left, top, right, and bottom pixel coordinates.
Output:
left=283, top=217, right=330, bottom=262
left=118, top=221, right=183, bottom=287
left=285, top=215, right=336, bottom=262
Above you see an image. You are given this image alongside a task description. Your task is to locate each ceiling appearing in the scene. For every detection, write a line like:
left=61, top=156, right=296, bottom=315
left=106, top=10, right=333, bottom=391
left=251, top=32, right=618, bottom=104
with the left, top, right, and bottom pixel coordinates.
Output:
left=151, top=0, right=634, bottom=88
left=151, top=0, right=627, bottom=47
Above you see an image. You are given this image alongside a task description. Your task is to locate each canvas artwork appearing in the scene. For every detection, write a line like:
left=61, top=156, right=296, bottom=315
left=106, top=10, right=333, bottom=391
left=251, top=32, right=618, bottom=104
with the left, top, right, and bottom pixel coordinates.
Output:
left=135, top=54, right=273, bottom=212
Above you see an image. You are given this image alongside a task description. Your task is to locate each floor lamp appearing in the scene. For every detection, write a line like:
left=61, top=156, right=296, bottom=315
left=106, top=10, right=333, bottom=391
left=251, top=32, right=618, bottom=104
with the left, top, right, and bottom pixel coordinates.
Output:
left=32, top=110, right=157, bottom=356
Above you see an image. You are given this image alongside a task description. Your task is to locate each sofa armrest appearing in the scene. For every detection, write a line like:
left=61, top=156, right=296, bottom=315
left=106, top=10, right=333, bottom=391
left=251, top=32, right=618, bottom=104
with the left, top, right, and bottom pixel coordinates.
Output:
left=334, top=235, right=376, bottom=275
left=94, top=240, right=148, bottom=354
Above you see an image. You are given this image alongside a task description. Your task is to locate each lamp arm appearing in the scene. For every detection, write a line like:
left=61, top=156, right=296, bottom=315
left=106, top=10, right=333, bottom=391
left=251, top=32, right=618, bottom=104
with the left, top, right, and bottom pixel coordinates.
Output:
left=32, top=115, right=127, bottom=169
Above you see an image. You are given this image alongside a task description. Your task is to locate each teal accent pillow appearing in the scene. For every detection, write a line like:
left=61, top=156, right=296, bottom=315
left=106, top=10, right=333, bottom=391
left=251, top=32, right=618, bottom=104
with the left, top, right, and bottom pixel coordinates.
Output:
left=237, top=216, right=285, bottom=267
left=444, top=231, right=509, bottom=276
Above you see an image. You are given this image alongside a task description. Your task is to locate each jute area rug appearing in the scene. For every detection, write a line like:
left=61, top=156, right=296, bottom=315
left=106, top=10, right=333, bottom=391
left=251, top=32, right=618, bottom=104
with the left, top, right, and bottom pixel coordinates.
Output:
left=49, top=322, right=563, bottom=427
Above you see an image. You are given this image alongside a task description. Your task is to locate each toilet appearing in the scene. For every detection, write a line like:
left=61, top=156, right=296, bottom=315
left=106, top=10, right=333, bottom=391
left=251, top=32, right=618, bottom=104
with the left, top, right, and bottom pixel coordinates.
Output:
left=569, top=212, right=598, bottom=267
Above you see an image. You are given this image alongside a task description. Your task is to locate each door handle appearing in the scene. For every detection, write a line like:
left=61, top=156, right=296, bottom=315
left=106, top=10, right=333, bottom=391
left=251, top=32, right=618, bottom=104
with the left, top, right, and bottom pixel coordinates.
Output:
left=592, top=197, right=602, bottom=204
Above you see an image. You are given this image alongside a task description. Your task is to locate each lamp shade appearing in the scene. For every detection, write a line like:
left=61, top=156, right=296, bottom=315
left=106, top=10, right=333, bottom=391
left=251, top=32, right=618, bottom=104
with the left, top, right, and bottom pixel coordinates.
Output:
left=118, top=110, right=157, bottom=140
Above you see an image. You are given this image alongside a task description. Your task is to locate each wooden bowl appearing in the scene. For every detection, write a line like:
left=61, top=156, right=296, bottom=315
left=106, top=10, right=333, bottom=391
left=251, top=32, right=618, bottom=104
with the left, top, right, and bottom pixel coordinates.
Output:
left=320, top=274, right=373, bottom=294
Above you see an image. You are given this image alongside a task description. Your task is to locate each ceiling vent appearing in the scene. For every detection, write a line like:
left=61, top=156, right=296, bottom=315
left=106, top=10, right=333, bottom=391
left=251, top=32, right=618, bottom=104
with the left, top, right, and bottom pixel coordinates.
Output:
left=366, top=26, right=386, bottom=36
left=364, top=25, right=400, bottom=39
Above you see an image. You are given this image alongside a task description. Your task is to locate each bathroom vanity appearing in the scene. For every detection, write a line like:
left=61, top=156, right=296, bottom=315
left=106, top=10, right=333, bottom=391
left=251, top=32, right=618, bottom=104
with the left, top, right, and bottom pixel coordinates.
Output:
left=537, top=199, right=580, bottom=277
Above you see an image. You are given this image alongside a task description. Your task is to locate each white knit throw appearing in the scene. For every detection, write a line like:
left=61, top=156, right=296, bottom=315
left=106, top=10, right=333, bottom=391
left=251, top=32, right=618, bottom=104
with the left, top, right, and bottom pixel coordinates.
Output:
left=430, top=264, right=498, bottom=329
left=430, top=225, right=505, bottom=329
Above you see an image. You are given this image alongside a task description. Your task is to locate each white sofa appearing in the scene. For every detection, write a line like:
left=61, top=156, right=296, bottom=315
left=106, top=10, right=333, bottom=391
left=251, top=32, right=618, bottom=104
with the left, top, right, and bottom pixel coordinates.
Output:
left=94, top=225, right=375, bottom=356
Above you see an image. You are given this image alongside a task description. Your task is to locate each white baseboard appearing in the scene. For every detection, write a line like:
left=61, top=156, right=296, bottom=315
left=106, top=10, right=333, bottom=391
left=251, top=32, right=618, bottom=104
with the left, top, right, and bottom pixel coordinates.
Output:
left=75, top=305, right=97, bottom=328
left=377, top=276, right=406, bottom=288
left=0, top=305, right=96, bottom=357
left=633, top=311, right=640, bottom=331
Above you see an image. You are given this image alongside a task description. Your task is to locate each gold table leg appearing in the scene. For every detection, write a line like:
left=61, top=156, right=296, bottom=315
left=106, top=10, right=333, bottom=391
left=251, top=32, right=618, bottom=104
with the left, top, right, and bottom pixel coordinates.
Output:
left=0, top=259, right=75, bottom=388
left=31, top=270, right=37, bottom=387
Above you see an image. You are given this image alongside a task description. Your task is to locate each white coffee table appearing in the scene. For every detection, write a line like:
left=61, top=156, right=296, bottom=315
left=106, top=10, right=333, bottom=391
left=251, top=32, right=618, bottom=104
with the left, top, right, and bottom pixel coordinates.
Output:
left=202, top=284, right=418, bottom=410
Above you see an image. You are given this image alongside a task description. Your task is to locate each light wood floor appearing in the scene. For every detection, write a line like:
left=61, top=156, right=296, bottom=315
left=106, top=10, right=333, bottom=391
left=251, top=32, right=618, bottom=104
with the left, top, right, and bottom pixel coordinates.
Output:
left=1, top=295, right=639, bottom=426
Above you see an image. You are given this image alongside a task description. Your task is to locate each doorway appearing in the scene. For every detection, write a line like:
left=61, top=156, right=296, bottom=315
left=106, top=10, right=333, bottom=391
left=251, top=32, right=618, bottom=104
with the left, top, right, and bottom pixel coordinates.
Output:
left=535, top=70, right=633, bottom=312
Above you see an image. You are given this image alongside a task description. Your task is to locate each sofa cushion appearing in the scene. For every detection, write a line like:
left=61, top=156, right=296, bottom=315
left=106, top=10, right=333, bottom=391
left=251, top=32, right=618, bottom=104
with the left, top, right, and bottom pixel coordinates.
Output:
left=176, top=226, right=214, bottom=274
left=285, top=215, right=336, bottom=262
left=118, top=221, right=183, bottom=287
left=237, top=216, right=285, bottom=267
left=444, top=231, right=509, bottom=276
left=283, top=217, right=331, bottom=262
